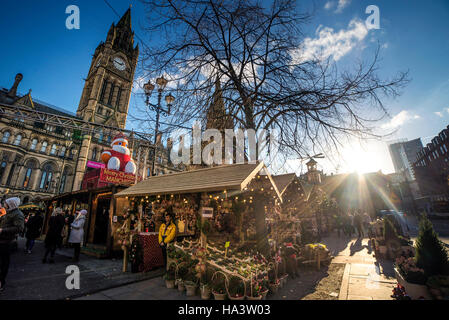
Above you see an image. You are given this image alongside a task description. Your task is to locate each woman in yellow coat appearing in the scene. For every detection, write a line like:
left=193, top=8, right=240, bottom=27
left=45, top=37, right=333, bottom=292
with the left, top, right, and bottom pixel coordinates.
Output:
left=158, top=213, right=176, bottom=267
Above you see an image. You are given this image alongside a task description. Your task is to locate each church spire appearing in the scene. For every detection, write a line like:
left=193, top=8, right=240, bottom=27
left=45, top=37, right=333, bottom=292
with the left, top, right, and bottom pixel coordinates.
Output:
left=206, top=75, right=233, bottom=131
left=116, top=7, right=132, bottom=31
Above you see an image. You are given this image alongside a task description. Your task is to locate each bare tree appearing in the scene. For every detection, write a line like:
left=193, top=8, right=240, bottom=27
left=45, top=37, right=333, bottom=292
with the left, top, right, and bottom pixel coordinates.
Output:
left=135, top=0, right=409, bottom=164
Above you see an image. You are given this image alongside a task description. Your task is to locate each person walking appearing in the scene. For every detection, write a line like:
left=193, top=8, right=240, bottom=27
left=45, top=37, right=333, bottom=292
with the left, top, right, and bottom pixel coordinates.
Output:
left=64, top=211, right=75, bottom=247
left=158, top=212, right=176, bottom=268
left=42, top=208, right=65, bottom=263
left=24, top=212, right=43, bottom=253
left=68, top=210, right=87, bottom=262
left=0, top=197, right=25, bottom=292
left=354, top=210, right=364, bottom=238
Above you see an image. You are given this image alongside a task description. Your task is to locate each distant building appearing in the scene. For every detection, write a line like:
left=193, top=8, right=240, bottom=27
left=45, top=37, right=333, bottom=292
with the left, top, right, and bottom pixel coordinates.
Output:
left=388, top=138, right=423, bottom=181
left=412, top=125, right=449, bottom=214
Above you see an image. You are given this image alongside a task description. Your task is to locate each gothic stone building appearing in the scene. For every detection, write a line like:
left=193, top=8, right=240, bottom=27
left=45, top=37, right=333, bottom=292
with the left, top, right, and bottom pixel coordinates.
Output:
left=0, top=9, right=179, bottom=206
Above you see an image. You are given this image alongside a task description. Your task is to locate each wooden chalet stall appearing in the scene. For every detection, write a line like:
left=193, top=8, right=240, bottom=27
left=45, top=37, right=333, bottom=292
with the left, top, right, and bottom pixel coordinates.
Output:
left=114, top=162, right=283, bottom=256
left=43, top=184, right=129, bottom=258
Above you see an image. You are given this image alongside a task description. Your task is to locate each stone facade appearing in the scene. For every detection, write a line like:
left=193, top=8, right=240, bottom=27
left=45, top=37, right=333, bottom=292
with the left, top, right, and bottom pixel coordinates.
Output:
left=0, top=9, right=181, bottom=206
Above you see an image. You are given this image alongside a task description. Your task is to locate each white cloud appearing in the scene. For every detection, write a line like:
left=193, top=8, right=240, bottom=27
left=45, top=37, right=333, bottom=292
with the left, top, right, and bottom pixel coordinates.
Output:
left=381, top=110, right=420, bottom=130
left=435, top=111, right=444, bottom=118
left=446, top=108, right=449, bottom=114
left=324, top=1, right=334, bottom=10
left=335, top=0, right=351, bottom=13
left=292, top=18, right=369, bottom=62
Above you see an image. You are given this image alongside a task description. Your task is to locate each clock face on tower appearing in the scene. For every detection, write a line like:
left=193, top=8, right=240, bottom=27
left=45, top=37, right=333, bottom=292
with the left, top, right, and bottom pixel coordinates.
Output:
left=113, top=56, right=126, bottom=71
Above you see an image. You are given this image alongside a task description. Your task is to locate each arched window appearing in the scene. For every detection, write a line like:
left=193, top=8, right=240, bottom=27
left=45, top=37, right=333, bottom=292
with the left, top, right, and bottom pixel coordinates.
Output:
left=91, top=148, right=98, bottom=161
left=14, top=134, right=22, bottom=146
left=23, top=196, right=29, bottom=205
left=59, top=166, right=71, bottom=194
left=50, top=144, right=58, bottom=155
left=0, top=159, right=7, bottom=182
left=60, top=146, right=66, bottom=157
left=22, top=160, right=36, bottom=188
left=98, top=129, right=104, bottom=143
left=40, top=141, right=48, bottom=153
left=2, top=131, right=11, bottom=143
left=30, top=138, right=38, bottom=150
left=39, top=163, right=54, bottom=191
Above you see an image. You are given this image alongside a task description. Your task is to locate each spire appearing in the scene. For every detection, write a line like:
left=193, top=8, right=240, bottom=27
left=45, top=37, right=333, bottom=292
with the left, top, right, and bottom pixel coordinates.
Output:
left=206, top=75, right=233, bottom=130
left=116, top=7, right=131, bottom=31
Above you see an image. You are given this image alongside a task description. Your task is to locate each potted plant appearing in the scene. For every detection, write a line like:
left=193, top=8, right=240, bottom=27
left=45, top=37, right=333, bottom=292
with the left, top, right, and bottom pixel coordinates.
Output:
left=227, top=276, right=246, bottom=300
left=200, top=268, right=213, bottom=300
left=259, top=277, right=269, bottom=300
left=184, top=269, right=199, bottom=297
left=394, top=256, right=429, bottom=299
left=163, top=263, right=176, bottom=289
left=211, top=272, right=227, bottom=300
left=176, top=264, right=188, bottom=292
left=246, top=279, right=262, bottom=300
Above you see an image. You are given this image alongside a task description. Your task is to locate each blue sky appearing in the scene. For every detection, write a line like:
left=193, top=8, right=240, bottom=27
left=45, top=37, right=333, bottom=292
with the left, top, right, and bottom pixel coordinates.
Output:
left=0, top=0, right=448, bottom=175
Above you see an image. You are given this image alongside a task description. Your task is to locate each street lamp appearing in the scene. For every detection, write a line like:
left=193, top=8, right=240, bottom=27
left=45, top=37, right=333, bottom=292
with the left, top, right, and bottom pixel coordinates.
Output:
left=144, top=76, right=175, bottom=176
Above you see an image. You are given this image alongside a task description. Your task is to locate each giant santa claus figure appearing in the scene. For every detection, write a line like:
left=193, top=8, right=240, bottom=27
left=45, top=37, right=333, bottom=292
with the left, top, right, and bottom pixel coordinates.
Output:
left=101, top=132, right=137, bottom=174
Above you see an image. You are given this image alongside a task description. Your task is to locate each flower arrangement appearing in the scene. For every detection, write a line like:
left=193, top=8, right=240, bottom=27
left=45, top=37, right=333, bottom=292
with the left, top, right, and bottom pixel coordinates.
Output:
left=391, top=284, right=411, bottom=300
left=395, top=256, right=426, bottom=285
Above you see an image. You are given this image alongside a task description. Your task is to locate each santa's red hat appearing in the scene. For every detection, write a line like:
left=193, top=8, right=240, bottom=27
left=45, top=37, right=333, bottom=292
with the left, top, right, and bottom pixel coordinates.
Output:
left=112, top=132, right=128, bottom=144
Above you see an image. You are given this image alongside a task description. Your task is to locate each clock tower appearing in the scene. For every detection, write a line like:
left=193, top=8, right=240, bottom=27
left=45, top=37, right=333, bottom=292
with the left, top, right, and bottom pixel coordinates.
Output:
left=76, top=8, right=139, bottom=129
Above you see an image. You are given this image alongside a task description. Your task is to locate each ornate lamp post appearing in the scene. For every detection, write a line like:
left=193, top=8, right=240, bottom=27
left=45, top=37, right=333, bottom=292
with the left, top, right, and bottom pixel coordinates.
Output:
left=143, top=76, right=175, bottom=176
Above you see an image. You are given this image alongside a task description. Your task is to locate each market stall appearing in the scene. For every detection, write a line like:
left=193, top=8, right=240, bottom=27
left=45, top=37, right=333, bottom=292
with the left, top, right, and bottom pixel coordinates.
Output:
left=113, top=162, right=287, bottom=285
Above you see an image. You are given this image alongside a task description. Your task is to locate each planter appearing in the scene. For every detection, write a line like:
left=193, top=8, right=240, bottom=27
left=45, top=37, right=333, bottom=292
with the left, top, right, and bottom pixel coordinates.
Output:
left=185, top=283, right=198, bottom=297
left=394, top=267, right=431, bottom=300
left=229, top=295, right=245, bottom=300
left=246, top=295, right=262, bottom=300
left=260, top=289, right=269, bottom=300
left=165, top=279, right=175, bottom=289
left=177, top=281, right=186, bottom=292
left=200, top=286, right=211, bottom=300
left=213, top=291, right=227, bottom=300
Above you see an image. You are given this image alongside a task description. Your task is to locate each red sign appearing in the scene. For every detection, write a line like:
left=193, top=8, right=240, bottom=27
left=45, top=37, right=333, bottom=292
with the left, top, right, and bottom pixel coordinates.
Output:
left=87, top=161, right=105, bottom=169
left=99, top=168, right=136, bottom=185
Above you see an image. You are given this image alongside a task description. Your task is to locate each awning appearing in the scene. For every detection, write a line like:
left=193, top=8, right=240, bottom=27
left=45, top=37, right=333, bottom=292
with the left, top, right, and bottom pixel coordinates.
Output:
left=19, top=203, right=43, bottom=210
left=114, top=162, right=282, bottom=201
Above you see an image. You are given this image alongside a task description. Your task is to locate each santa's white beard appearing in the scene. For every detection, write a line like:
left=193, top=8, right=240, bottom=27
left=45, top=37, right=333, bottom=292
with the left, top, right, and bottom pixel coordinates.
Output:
left=112, top=144, right=130, bottom=155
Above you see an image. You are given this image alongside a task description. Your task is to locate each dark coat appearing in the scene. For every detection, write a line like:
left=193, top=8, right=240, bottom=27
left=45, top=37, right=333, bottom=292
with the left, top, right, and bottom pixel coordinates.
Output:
left=0, top=208, right=24, bottom=244
left=44, top=214, right=65, bottom=247
left=25, top=215, right=43, bottom=240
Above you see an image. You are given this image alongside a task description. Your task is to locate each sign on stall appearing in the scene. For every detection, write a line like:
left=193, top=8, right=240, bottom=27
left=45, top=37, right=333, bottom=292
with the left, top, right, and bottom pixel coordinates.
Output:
left=201, top=207, right=214, bottom=218
left=99, top=168, right=136, bottom=185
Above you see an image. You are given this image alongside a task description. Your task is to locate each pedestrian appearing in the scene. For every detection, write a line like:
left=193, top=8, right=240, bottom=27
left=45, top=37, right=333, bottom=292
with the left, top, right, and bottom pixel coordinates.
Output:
left=0, top=197, right=25, bottom=292
left=64, top=211, right=75, bottom=247
left=24, top=212, right=43, bottom=253
left=158, top=211, right=176, bottom=268
left=335, top=214, right=344, bottom=238
left=354, top=210, right=364, bottom=238
left=363, top=212, right=372, bottom=236
left=68, top=209, right=87, bottom=262
left=42, top=207, right=65, bottom=264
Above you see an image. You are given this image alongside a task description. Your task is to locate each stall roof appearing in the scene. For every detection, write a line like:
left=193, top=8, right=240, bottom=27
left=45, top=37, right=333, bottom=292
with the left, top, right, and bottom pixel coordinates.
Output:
left=271, top=173, right=297, bottom=195
left=115, top=162, right=282, bottom=199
